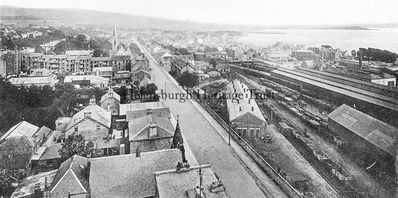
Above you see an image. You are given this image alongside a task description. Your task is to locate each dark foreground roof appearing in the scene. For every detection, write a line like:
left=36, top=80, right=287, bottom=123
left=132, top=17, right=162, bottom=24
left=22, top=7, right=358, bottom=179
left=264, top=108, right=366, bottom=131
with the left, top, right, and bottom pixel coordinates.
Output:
left=89, top=149, right=182, bottom=198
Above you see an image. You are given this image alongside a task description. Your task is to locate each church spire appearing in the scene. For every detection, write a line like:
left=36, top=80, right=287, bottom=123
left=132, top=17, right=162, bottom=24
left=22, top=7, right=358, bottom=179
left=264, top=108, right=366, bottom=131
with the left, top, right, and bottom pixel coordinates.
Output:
left=112, top=23, right=118, bottom=51
left=171, top=115, right=183, bottom=149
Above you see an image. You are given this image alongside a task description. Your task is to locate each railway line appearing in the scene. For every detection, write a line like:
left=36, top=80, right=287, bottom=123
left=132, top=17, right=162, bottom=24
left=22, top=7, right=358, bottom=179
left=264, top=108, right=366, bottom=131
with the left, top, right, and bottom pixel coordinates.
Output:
left=229, top=63, right=398, bottom=113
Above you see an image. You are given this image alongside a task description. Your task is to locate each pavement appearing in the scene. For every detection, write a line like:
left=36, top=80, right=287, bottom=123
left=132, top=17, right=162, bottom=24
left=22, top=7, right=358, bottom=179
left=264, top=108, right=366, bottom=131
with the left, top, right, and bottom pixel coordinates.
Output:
left=133, top=38, right=289, bottom=198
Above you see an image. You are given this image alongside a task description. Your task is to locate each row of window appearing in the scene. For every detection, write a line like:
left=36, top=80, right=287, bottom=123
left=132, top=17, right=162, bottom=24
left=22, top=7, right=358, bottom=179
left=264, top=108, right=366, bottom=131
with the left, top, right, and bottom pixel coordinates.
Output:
left=74, top=125, right=101, bottom=132
left=236, top=127, right=261, bottom=137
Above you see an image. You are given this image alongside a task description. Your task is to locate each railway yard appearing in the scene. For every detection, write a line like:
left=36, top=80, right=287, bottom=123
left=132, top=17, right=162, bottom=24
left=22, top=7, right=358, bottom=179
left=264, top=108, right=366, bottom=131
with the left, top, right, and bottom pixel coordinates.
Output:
left=221, top=61, right=397, bottom=198
left=236, top=73, right=394, bottom=198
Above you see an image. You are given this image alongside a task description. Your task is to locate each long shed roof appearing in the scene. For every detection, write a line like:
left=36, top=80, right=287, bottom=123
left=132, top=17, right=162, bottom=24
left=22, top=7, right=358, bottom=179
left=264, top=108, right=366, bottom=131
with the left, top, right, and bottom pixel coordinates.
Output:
left=328, top=104, right=398, bottom=155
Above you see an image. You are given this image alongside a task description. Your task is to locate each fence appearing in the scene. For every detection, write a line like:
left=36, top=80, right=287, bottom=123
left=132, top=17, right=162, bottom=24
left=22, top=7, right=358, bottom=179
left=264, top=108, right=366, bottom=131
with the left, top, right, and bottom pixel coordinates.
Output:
left=186, top=89, right=303, bottom=198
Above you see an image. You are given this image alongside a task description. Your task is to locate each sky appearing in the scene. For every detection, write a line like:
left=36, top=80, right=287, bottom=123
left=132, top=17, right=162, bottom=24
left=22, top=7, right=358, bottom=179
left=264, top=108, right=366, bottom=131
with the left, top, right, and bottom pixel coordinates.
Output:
left=1, top=0, right=398, bottom=26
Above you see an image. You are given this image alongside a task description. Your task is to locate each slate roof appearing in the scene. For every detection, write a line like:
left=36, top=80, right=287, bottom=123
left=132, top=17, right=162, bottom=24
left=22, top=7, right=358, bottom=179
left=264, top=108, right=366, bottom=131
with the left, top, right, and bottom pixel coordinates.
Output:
left=39, top=144, right=62, bottom=160
left=65, top=104, right=112, bottom=131
left=119, top=101, right=165, bottom=116
left=128, top=114, right=174, bottom=142
left=155, top=164, right=229, bottom=198
left=65, top=50, right=92, bottom=56
left=0, top=121, right=39, bottom=143
left=126, top=107, right=171, bottom=121
left=328, top=104, right=398, bottom=155
left=11, top=170, right=58, bottom=198
left=89, top=149, right=182, bottom=198
left=225, top=80, right=266, bottom=123
left=49, top=155, right=89, bottom=193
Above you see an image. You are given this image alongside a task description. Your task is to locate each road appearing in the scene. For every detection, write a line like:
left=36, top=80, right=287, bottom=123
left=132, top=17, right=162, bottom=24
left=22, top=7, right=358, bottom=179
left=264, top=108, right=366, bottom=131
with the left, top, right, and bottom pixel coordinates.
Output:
left=133, top=39, right=289, bottom=198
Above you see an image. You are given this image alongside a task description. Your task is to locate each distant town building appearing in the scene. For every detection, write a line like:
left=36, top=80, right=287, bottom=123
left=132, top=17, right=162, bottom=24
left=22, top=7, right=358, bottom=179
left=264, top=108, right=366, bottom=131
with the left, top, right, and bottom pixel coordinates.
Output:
left=64, top=75, right=109, bottom=88
left=291, top=50, right=317, bottom=61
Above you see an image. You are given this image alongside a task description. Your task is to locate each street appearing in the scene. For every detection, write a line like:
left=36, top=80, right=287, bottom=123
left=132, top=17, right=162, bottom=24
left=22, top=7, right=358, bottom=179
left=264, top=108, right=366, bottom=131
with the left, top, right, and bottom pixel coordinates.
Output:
left=134, top=38, right=289, bottom=198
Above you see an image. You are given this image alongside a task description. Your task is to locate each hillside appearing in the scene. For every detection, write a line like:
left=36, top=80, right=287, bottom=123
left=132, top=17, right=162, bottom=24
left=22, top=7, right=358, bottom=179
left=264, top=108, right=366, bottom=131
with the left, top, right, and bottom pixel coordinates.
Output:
left=0, top=6, right=250, bottom=31
left=1, top=6, right=396, bottom=31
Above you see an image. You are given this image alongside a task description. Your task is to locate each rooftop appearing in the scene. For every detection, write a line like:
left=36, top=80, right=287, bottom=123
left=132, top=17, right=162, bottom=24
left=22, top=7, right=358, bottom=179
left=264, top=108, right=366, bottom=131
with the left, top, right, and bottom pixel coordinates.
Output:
left=155, top=164, right=229, bottom=198
left=64, top=75, right=109, bottom=84
left=0, top=121, right=39, bottom=143
left=328, top=104, right=398, bottom=155
left=100, top=88, right=121, bottom=103
left=128, top=114, right=174, bottom=142
left=65, top=104, right=112, bottom=132
left=8, top=76, right=58, bottom=86
left=225, top=80, right=265, bottom=122
left=39, top=144, right=62, bottom=160
left=89, top=149, right=182, bottom=198
left=119, top=101, right=166, bottom=116
left=11, top=170, right=58, bottom=198
left=49, top=155, right=90, bottom=193
left=65, top=50, right=93, bottom=56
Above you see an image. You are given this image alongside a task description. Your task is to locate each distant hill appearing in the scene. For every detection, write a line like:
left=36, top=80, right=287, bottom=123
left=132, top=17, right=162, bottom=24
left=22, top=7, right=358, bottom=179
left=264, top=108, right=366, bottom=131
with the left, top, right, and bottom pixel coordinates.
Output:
left=0, top=6, right=248, bottom=31
left=1, top=6, right=396, bottom=31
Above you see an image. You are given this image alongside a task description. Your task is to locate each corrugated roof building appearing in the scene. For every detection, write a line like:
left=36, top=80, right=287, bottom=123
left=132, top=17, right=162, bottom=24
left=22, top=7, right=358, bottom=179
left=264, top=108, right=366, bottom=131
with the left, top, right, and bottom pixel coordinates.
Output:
left=328, top=104, right=398, bottom=157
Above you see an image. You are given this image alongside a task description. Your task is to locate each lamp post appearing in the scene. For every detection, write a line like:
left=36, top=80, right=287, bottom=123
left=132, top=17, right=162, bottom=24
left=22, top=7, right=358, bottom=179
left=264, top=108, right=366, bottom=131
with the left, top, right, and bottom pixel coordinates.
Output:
left=228, top=121, right=231, bottom=146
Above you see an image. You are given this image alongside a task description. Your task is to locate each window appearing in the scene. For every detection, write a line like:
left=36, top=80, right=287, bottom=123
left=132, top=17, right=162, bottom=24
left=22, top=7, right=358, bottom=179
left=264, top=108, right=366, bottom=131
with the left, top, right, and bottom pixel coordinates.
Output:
left=250, top=128, right=255, bottom=137
left=74, top=127, right=78, bottom=132
left=96, top=125, right=101, bottom=130
left=241, top=128, right=247, bottom=137
left=255, top=128, right=260, bottom=137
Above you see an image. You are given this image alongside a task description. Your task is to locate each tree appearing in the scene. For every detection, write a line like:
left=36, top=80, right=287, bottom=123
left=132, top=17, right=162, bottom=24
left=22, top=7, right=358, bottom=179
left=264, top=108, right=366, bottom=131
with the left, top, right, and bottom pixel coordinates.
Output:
left=140, top=83, right=159, bottom=102
left=58, top=134, right=94, bottom=159
left=209, top=58, right=217, bottom=68
left=179, top=72, right=199, bottom=88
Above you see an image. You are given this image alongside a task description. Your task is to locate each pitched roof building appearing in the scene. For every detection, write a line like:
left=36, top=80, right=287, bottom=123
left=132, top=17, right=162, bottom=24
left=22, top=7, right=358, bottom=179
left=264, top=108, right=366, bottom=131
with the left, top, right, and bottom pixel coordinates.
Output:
left=328, top=104, right=398, bottom=156
left=100, top=88, right=121, bottom=115
left=65, top=104, right=112, bottom=142
left=0, top=121, right=48, bottom=170
left=127, top=107, right=175, bottom=153
left=225, top=80, right=267, bottom=138
left=48, top=155, right=90, bottom=198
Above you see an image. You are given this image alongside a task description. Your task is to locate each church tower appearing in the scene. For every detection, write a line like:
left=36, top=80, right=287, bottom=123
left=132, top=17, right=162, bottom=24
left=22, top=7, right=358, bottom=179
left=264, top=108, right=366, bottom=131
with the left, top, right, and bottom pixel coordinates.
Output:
left=112, top=24, right=118, bottom=51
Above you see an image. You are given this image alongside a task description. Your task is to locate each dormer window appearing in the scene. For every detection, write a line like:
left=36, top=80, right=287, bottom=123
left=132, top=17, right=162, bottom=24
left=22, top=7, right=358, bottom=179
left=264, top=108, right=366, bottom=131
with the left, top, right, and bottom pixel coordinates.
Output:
left=148, top=123, right=158, bottom=138
left=84, top=112, right=91, bottom=117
